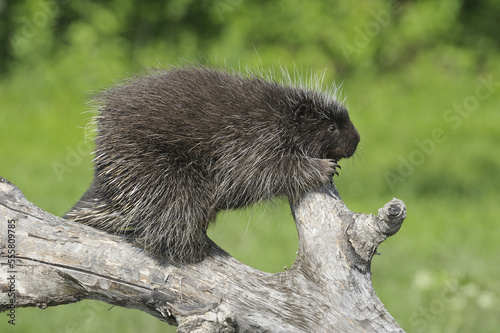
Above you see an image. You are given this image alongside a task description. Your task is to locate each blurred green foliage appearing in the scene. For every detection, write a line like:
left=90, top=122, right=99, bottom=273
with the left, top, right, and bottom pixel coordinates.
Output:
left=0, top=0, right=499, bottom=332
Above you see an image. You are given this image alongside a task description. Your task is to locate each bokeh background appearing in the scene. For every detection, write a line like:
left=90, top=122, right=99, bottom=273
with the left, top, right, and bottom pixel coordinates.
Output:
left=1, top=0, right=499, bottom=332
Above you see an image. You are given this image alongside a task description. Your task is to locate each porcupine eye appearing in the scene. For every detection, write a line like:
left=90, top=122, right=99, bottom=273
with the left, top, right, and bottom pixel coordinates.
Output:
left=328, top=124, right=336, bottom=132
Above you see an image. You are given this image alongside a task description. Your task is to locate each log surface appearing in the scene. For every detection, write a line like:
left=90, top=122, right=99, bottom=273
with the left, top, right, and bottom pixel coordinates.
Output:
left=0, top=177, right=406, bottom=332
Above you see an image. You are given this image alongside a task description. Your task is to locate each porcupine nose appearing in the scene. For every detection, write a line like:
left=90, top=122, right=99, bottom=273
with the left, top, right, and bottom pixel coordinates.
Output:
left=354, top=127, right=360, bottom=146
left=345, top=127, right=360, bottom=158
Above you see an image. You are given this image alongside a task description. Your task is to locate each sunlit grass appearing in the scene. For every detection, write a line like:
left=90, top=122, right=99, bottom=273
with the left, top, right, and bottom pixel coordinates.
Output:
left=1, top=45, right=499, bottom=333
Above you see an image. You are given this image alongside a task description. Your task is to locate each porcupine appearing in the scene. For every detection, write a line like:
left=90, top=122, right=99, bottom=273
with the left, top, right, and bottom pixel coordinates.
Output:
left=64, top=65, right=360, bottom=263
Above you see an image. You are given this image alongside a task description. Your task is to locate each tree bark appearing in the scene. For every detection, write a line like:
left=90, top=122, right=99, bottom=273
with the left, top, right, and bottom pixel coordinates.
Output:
left=0, top=177, right=406, bottom=332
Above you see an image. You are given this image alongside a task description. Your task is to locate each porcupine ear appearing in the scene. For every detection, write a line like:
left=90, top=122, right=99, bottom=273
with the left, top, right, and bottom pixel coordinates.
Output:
left=293, top=102, right=315, bottom=124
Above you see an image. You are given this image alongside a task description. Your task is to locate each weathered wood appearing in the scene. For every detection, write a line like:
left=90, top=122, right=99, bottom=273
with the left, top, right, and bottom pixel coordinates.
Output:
left=0, top=177, right=406, bottom=332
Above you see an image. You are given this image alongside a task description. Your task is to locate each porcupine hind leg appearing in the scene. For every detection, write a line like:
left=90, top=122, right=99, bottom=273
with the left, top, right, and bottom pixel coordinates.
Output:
left=134, top=170, right=217, bottom=264
left=64, top=170, right=217, bottom=264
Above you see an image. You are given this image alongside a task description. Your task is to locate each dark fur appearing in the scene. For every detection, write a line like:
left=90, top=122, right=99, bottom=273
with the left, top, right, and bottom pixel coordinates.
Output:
left=64, top=66, right=360, bottom=263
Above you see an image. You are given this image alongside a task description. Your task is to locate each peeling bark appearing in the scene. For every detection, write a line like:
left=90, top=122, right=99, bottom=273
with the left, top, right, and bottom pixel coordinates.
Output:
left=0, top=177, right=406, bottom=332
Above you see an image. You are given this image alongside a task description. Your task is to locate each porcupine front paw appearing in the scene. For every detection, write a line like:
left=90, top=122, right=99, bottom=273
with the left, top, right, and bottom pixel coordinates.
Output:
left=316, top=158, right=341, bottom=183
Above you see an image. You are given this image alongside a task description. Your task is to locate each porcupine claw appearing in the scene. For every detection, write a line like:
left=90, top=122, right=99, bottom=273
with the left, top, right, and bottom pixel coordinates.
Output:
left=332, top=160, right=340, bottom=177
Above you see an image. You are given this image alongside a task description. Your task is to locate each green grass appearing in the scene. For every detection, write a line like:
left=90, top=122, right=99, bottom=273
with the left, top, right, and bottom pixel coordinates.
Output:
left=1, top=45, right=499, bottom=333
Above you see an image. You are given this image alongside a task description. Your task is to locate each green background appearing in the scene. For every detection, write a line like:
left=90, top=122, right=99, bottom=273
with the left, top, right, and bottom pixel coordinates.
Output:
left=1, top=0, right=499, bottom=332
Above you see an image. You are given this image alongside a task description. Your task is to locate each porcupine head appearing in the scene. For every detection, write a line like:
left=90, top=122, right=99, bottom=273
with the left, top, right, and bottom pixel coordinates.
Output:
left=64, top=66, right=360, bottom=263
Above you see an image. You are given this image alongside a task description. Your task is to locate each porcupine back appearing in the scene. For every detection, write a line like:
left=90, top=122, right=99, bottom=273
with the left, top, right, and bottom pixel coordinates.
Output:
left=64, top=66, right=360, bottom=263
